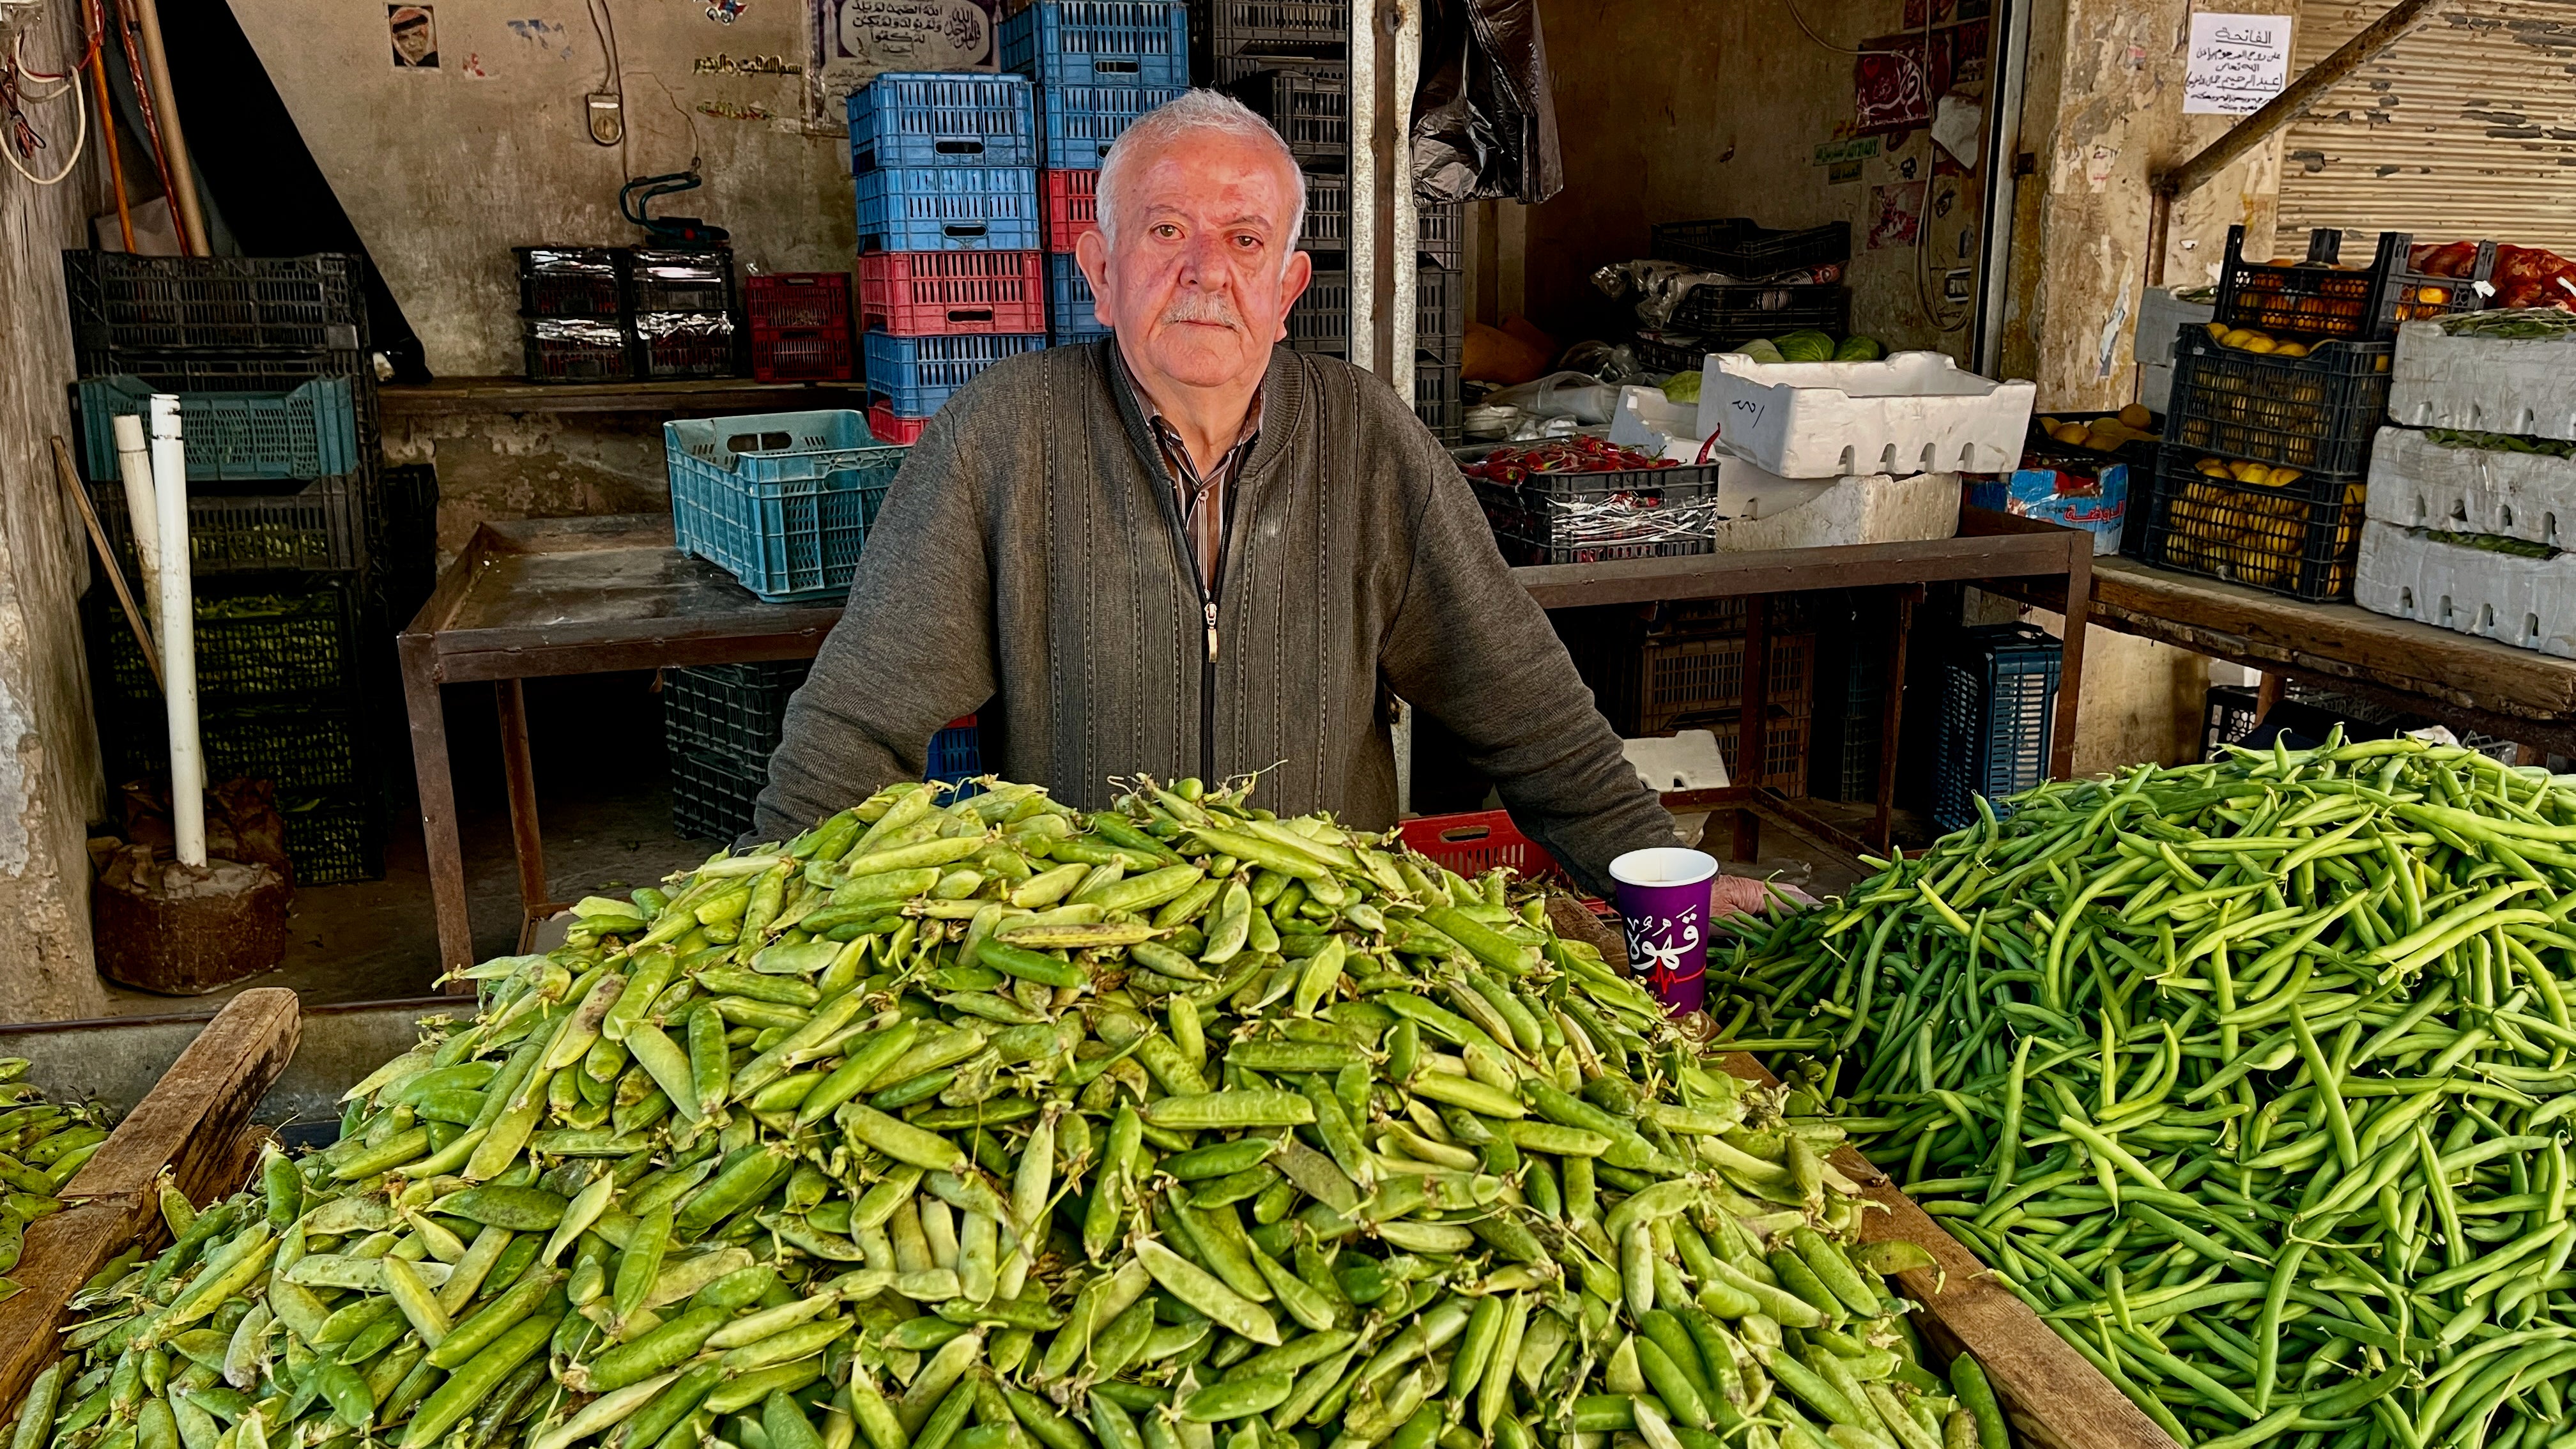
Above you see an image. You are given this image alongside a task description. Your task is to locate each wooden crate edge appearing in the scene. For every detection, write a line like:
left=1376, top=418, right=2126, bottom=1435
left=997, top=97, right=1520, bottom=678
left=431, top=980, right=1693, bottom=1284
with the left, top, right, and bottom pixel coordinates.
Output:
left=1716, top=1052, right=2176, bottom=1449
left=0, top=990, right=300, bottom=1417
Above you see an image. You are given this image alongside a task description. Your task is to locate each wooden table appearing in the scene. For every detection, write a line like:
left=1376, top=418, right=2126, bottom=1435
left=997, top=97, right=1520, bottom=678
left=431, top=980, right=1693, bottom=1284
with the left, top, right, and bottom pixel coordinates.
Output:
left=399, top=509, right=2095, bottom=973
left=1991, top=554, right=2576, bottom=757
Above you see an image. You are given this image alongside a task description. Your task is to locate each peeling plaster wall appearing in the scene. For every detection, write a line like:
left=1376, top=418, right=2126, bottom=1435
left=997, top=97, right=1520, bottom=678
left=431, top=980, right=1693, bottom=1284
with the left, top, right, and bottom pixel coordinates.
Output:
left=1521, top=0, right=1991, bottom=356
left=0, top=3, right=116, bottom=1019
left=385, top=412, right=670, bottom=562
left=228, top=0, right=859, bottom=380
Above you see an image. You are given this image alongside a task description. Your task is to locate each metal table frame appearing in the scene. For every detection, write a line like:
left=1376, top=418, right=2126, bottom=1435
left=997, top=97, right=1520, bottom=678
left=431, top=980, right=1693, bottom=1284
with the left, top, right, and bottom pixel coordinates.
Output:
left=400, top=507, right=2092, bottom=974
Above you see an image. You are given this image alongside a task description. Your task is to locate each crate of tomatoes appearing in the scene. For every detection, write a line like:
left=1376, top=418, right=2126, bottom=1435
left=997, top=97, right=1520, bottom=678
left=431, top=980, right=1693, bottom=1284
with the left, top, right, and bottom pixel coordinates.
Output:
left=1459, top=434, right=1721, bottom=565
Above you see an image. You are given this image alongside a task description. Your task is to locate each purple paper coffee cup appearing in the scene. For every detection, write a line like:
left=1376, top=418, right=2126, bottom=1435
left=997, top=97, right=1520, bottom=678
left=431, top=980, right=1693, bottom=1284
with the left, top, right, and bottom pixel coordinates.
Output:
left=1609, top=847, right=1719, bottom=1013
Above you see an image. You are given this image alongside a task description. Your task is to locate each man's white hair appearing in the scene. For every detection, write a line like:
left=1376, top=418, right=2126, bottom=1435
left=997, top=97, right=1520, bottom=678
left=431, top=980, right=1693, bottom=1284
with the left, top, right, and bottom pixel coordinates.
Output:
left=1095, top=89, right=1307, bottom=268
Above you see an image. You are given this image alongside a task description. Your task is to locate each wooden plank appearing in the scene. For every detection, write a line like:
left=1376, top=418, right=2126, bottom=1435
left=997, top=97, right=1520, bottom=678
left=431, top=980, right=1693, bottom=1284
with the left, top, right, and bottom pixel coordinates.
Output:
left=1514, top=532, right=2076, bottom=610
left=378, top=376, right=864, bottom=419
left=1717, top=1052, right=2175, bottom=1449
left=0, top=990, right=300, bottom=1416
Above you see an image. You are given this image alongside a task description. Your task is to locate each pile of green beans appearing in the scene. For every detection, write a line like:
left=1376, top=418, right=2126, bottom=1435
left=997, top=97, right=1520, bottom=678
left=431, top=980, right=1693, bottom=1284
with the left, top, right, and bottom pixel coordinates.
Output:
left=0, top=1057, right=115, bottom=1298
left=6, top=773, right=2007, bottom=1449
left=1712, top=734, right=2576, bottom=1449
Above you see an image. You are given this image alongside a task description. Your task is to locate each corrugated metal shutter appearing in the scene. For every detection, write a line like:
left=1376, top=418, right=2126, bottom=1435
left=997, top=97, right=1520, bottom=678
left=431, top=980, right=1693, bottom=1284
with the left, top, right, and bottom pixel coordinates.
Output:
left=2277, top=2, right=2576, bottom=254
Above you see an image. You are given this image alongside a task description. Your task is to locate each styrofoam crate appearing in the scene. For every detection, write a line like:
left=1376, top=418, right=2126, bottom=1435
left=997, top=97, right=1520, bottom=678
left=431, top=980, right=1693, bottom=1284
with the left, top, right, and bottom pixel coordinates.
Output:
left=2366, top=425, right=2576, bottom=546
left=2391, top=317, right=2576, bottom=441
left=2134, top=289, right=2214, bottom=408
left=2354, top=518, right=2576, bottom=657
left=1696, top=350, right=2037, bottom=479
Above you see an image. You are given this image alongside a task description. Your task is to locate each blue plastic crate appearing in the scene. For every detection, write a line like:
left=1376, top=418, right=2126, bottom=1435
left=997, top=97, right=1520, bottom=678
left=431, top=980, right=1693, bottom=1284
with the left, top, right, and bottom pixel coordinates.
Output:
left=1002, top=2, right=1188, bottom=88
left=1931, top=622, right=2062, bottom=836
left=928, top=716, right=983, bottom=785
left=855, top=167, right=1043, bottom=253
left=78, top=374, right=357, bottom=482
left=663, top=409, right=908, bottom=603
left=847, top=73, right=1038, bottom=171
left=1045, top=254, right=1110, bottom=342
left=864, top=333, right=1048, bottom=416
left=1037, top=82, right=1184, bottom=169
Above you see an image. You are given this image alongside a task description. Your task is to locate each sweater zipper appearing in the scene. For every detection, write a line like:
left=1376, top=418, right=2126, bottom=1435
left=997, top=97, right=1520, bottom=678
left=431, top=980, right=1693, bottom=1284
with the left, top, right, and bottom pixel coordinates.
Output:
left=1202, top=594, right=1218, bottom=780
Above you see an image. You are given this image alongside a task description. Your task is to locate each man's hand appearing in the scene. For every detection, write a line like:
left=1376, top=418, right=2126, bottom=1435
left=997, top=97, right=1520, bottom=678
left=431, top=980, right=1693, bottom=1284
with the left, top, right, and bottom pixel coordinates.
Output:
left=1712, top=873, right=1815, bottom=919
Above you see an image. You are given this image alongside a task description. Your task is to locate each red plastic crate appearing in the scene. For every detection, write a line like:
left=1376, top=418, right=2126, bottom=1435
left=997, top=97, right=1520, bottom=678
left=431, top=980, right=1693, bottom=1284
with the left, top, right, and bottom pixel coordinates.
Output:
left=745, top=272, right=853, bottom=382
left=1042, top=170, right=1100, bottom=255
left=749, top=328, right=854, bottom=383
left=747, top=272, right=852, bottom=329
left=858, top=251, right=1048, bottom=336
left=1397, top=811, right=1572, bottom=887
left=867, top=401, right=930, bottom=445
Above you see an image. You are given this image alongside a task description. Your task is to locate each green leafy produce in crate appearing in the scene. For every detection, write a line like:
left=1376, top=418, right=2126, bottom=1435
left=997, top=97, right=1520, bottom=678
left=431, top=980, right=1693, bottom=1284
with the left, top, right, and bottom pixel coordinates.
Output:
left=1713, top=735, right=2576, bottom=1448
left=7, top=776, right=2008, bottom=1449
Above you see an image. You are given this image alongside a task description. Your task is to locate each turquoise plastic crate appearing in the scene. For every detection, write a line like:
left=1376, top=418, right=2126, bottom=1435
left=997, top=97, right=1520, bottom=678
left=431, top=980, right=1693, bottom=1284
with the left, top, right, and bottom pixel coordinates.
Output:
left=1037, top=83, right=1183, bottom=168
left=1001, top=2, right=1188, bottom=87
left=78, top=374, right=357, bottom=482
left=1046, top=254, right=1111, bottom=343
left=847, top=73, right=1037, bottom=171
left=855, top=167, right=1043, bottom=252
left=664, top=410, right=907, bottom=603
left=863, top=333, right=1047, bottom=415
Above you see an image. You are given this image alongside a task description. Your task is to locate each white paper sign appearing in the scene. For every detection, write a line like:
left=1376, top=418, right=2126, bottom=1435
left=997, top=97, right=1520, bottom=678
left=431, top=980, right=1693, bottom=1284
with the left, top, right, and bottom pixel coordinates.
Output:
left=2186, top=13, right=2293, bottom=115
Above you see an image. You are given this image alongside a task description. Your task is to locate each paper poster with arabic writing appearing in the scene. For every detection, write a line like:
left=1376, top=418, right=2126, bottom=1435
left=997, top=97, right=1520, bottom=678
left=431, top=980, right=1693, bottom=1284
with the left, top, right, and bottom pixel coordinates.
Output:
left=809, top=0, right=997, bottom=122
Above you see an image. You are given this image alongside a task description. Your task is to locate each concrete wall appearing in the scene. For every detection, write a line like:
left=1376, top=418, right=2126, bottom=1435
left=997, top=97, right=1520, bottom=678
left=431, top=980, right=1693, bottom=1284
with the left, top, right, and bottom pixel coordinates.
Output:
left=1515, top=0, right=1990, bottom=356
left=0, top=1, right=116, bottom=1019
left=229, top=0, right=862, bottom=379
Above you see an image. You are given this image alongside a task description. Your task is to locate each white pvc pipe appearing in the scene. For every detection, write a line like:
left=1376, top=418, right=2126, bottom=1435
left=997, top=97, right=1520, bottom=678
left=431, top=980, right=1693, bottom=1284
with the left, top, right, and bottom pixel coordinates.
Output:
left=111, top=414, right=163, bottom=638
left=148, top=395, right=204, bottom=868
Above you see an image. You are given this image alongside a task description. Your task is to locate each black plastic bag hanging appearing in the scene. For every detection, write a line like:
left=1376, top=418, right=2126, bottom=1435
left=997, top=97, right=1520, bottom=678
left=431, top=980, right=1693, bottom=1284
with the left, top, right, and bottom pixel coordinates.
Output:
left=1411, top=0, right=1561, bottom=204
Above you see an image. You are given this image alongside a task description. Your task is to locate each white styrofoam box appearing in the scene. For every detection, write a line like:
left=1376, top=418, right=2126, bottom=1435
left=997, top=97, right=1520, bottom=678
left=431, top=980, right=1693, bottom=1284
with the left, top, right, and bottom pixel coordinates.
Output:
left=2354, top=519, right=2576, bottom=658
left=2391, top=318, right=2576, bottom=441
left=2134, top=287, right=2216, bottom=411
left=1703, top=453, right=1961, bottom=551
left=1623, top=731, right=1729, bottom=792
left=1696, top=351, right=2037, bottom=479
left=1608, top=385, right=1702, bottom=456
left=2366, top=425, right=2576, bottom=547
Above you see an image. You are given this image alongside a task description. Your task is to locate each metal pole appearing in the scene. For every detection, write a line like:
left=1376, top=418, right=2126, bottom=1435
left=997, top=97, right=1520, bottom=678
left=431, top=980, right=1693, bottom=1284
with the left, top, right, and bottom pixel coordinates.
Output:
left=130, top=0, right=210, bottom=257
left=1972, top=0, right=2029, bottom=374
left=2147, top=0, right=2443, bottom=284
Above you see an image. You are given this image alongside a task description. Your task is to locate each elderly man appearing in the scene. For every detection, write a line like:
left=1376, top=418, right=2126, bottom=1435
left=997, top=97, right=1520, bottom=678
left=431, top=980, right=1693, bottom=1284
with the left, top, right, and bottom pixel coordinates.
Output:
left=760, top=89, right=1753, bottom=903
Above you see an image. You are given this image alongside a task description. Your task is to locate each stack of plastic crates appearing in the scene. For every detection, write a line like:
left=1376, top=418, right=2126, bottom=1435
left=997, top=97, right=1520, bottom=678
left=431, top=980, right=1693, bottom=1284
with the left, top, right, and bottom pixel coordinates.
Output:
left=517, top=246, right=631, bottom=383
left=746, top=273, right=855, bottom=383
left=1000, top=3, right=1185, bottom=348
left=1552, top=595, right=1815, bottom=792
left=663, top=658, right=982, bottom=838
left=848, top=72, right=1046, bottom=438
left=1804, top=591, right=1885, bottom=803
left=65, top=250, right=403, bottom=885
left=629, top=247, right=740, bottom=381
left=2129, top=225, right=2495, bottom=602
left=1931, top=622, right=2061, bottom=836
left=664, top=409, right=909, bottom=602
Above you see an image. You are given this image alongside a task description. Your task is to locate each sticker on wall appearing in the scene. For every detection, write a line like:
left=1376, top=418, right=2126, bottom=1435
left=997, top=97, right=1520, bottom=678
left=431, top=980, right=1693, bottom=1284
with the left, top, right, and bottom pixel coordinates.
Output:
left=1827, top=160, right=1863, bottom=185
left=707, top=0, right=748, bottom=23
left=1868, top=181, right=1924, bottom=250
left=390, top=4, right=439, bottom=67
left=1812, top=136, right=1880, bottom=169
left=1854, top=33, right=1944, bottom=136
left=808, top=0, right=998, bottom=123
left=506, top=19, right=577, bottom=59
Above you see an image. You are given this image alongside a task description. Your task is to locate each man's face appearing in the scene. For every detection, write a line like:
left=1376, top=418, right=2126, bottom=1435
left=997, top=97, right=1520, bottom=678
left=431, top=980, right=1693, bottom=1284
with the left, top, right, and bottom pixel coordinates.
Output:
left=1076, top=130, right=1312, bottom=394
left=394, top=21, right=431, bottom=61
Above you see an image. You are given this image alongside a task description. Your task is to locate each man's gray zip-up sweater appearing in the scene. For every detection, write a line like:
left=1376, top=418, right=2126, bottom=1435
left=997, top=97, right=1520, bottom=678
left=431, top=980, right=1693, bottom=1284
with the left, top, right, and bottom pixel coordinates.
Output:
left=752, top=338, right=1673, bottom=894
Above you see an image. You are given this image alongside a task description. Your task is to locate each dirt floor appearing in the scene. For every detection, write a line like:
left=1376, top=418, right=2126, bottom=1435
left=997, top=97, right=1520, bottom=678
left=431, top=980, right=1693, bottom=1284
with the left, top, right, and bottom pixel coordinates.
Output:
left=90, top=670, right=1900, bottom=1016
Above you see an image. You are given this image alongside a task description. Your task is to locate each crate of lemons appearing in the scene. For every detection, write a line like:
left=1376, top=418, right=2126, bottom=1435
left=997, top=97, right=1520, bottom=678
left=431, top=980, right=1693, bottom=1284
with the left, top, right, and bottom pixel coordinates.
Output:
left=2033, top=403, right=2158, bottom=454
left=2158, top=452, right=2366, bottom=596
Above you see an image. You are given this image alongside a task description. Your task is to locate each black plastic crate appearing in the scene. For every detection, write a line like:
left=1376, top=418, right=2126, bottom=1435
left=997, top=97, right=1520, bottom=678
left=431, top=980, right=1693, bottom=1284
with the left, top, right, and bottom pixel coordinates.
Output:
left=1230, top=69, right=1345, bottom=165
left=94, top=576, right=365, bottom=705
left=672, top=746, right=767, bottom=841
left=1649, top=218, right=1848, bottom=277
left=2166, top=328, right=2391, bottom=476
left=1195, top=0, right=1346, bottom=84
left=1560, top=623, right=1816, bottom=737
left=524, top=317, right=633, bottom=383
left=2214, top=225, right=2496, bottom=342
left=1667, top=283, right=1848, bottom=346
left=1931, top=622, right=2060, bottom=836
left=63, top=252, right=369, bottom=363
left=381, top=463, right=441, bottom=629
left=1630, top=332, right=1706, bottom=377
left=1416, top=265, right=1462, bottom=362
left=2129, top=448, right=2368, bottom=602
left=636, top=311, right=740, bottom=380
left=101, top=698, right=377, bottom=792
left=1464, top=454, right=1720, bottom=565
left=628, top=247, right=737, bottom=314
left=2202, top=683, right=2262, bottom=762
left=1416, top=362, right=1461, bottom=446
left=1301, top=168, right=1347, bottom=255
left=663, top=661, right=812, bottom=762
left=1806, top=592, right=1883, bottom=802
left=279, top=788, right=387, bottom=885
left=89, top=473, right=371, bottom=579
left=1288, top=268, right=1350, bottom=354
left=514, top=247, right=625, bottom=319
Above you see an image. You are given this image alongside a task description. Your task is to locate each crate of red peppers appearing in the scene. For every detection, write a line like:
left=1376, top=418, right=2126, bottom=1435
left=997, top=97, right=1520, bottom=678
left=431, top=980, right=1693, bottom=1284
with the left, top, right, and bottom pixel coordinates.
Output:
left=1459, top=434, right=1721, bottom=565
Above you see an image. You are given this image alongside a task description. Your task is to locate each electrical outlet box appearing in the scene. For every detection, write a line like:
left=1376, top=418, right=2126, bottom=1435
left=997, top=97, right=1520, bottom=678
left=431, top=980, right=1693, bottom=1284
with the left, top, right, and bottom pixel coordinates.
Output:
left=587, top=91, right=624, bottom=146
